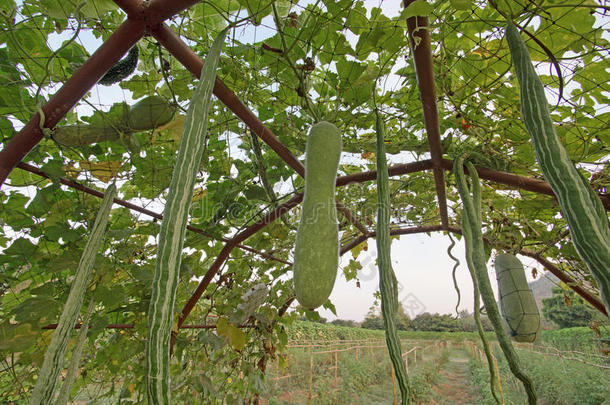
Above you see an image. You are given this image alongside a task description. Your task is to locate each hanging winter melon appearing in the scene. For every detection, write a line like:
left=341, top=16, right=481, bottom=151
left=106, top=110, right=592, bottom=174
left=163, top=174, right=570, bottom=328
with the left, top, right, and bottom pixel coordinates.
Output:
left=495, top=253, right=540, bottom=343
left=293, top=121, right=342, bottom=310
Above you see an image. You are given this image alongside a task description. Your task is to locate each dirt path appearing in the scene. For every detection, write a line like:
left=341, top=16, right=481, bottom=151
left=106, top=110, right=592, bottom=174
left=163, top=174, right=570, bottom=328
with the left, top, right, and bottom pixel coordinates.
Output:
left=426, top=349, right=479, bottom=405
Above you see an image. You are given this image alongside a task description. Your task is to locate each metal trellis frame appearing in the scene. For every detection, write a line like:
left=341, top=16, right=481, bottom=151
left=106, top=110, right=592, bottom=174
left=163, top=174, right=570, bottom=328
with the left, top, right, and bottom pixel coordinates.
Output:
left=0, top=0, right=607, bottom=346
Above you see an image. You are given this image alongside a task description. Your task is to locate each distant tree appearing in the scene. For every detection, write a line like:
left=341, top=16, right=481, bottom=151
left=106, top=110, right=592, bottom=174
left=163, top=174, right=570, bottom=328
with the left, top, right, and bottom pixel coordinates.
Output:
left=410, top=312, right=463, bottom=332
left=396, top=304, right=411, bottom=331
left=479, top=315, right=494, bottom=331
left=458, top=309, right=476, bottom=332
left=458, top=309, right=494, bottom=332
left=361, top=316, right=384, bottom=330
left=542, top=287, right=599, bottom=328
left=360, top=304, right=410, bottom=330
left=330, top=319, right=358, bottom=327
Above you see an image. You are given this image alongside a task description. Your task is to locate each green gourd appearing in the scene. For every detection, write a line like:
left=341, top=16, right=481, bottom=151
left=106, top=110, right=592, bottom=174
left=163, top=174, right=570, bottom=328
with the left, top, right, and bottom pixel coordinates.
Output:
left=506, top=21, right=610, bottom=314
left=55, top=298, right=96, bottom=405
left=495, top=253, right=540, bottom=343
left=124, top=95, right=176, bottom=131
left=52, top=125, right=125, bottom=147
left=52, top=96, right=175, bottom=147
left=454, top=156, right=537, bottom=404
left=28, top=184, right=116, bottom=405
left=293, top=121, right=342, bottom=310
left=375, top=111, right=410, bottom=404
left=99, top=46, right=139, bottom=85
left=146, top=28, right=226, bottom=405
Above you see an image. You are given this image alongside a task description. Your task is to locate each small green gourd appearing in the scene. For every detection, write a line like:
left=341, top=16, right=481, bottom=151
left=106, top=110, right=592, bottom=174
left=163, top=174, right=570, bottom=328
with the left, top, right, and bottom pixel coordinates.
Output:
left=495, top=253, right=540, bottom=343
left=52, top=96, right=175, bottom=147
left=293, top=121, right=342, bottom=310
left=124, top=95, right=176, bottom=131
left=52, top=125, right=124, bottom=147
left=99, top=46, right=139, bottom=85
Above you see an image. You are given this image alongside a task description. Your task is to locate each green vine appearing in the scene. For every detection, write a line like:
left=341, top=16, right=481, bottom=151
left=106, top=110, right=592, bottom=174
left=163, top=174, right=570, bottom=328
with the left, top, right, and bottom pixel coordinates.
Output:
left=454, top=155, right=537, bottom=404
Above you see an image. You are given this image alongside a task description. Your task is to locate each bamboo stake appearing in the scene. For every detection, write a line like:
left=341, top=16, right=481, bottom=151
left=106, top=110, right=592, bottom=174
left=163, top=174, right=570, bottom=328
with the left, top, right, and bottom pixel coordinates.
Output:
left=493, top=356, right=505, bottom=405
left=391, top=365, right=397, bottom=405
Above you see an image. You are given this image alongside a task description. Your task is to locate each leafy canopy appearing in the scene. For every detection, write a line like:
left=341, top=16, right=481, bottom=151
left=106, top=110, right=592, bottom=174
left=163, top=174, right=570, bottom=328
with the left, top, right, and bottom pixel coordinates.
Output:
left=0, top=0, right=608, bottom=402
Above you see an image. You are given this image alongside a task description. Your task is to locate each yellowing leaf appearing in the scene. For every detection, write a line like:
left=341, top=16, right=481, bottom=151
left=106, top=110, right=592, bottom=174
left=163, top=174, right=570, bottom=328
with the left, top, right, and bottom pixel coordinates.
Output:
left=351, top=240, right=368, bottom=259
left=450, top=0, right=472, bottom=10
left=216, top=317, right=229, bottom=335
left=78, top=161, right=122, bottom=183
left=62, top=163, right=80, bottom=178
left=153, top=114, right=186, bottom=143
left=216, top=317, right=246, bottom=351
left=192, top=188, right=209, bottom=202
left=471, top=47, right=491, bottom=57
left=226, top=326, right=246, bottom=351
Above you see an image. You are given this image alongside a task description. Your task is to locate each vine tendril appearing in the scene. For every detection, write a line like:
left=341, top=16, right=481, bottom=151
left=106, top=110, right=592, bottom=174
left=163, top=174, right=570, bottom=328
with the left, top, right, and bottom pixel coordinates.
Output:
left=447, top=233, right=461, bottom=316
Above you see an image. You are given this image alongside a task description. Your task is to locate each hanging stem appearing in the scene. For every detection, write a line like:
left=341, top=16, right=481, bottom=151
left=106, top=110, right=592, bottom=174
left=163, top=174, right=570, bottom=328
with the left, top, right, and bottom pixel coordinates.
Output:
left=271, top=3, right=319, bottom=121
left=446, top=233, right=461, bottom=315
left=454, top=155, right=537, bottom=404
left=55, top=298, right=96, bottom=405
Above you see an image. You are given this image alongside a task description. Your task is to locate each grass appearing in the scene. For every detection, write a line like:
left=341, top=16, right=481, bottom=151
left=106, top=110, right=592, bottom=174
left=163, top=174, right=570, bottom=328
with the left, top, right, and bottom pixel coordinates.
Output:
left=468, top=340, right=610, bottom=405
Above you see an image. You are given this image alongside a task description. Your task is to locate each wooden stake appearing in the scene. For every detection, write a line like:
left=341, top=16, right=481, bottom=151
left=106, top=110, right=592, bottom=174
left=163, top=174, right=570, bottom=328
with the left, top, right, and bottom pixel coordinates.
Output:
left=493, top=356, right=505, bottom=405
left=391, top=365, right=397, bottom=405
left=308, top=349, right=313, bottom=405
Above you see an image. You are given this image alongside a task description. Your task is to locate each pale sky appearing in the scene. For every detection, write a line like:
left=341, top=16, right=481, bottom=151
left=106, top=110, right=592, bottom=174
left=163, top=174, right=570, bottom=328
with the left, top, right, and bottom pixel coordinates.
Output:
left=315, top=232, right=542, bottom=321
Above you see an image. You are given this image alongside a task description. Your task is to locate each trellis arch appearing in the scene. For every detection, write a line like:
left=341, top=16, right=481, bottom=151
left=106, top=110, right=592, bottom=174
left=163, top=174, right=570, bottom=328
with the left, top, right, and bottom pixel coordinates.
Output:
left=2, top=0, right=607, bottom=317
left=0, top=0, right=608, bottom=401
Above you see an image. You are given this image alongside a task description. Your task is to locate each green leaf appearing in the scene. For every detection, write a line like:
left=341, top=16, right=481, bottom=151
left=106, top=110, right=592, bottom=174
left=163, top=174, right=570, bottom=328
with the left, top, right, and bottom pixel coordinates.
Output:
left=350, top=239, right=368, bottom=259
left=450, top=0, right=472, bottom=10
left=237, top=0, right=274, bottom=25
left=26, top=186, right=58, bottom=217
left=0, top=323, right=39, bottom=351
left=13, top=296, right=62, bottom=326
left=403, top=0, right=433, bottom=18
left=4, top=237, right=37, bottom=258
left=40, top=160, right=65, bottom=185
left=243, top=185, right=267, bottom=201
left=343, top=259, right=362, bottom=281
left=48, top=249, right=80, bottom=272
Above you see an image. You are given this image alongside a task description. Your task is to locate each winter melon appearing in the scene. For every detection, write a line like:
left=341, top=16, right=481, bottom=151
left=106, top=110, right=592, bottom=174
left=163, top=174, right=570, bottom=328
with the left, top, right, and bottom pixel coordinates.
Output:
left=293, top=121, right=342, bottom=310
left=125, top=96, right=176, bottom=131
left=495, top=253, right=540, bottom=343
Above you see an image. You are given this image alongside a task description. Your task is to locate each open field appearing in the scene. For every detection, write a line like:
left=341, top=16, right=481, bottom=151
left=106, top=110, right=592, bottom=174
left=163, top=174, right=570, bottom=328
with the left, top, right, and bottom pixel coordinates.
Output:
left=262, top=324, right=610, bottom=404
